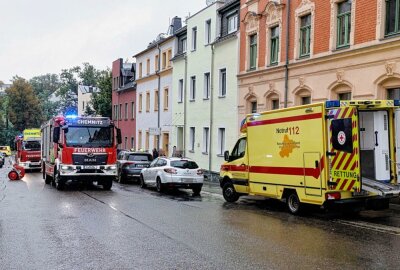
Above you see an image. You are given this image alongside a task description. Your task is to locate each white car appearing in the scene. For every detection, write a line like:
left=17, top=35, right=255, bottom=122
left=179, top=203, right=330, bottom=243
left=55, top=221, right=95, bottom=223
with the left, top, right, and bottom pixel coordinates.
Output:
left=140, top=157, right=204, bottom=195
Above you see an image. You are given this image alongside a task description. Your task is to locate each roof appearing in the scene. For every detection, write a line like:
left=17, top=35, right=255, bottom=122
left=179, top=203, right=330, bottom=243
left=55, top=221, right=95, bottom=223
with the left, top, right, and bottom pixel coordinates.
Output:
left=133, top=35, right=174, bottom=58
left=78, top=85, right=100, bottom=94
left=217, top=0, right=239, bottom=12
left=117, top=81, right=136, bottom=92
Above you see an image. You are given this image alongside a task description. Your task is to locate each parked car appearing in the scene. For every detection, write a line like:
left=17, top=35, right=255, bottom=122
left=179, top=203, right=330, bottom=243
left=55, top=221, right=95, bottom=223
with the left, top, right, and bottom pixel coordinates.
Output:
left=116, top=151, right=153, bottom=183
left=140, top=157, right=204, bottom=195
left=0, top=146, right=11, bottom=156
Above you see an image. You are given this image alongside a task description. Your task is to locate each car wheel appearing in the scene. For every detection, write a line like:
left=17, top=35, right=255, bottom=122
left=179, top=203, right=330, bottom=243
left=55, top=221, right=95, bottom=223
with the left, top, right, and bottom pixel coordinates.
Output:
left=118, top=173, right=126, bottom=184
left=44, top=173, right=52, bottom=185
left=103, top=179, right=113, bottom=190
left=286, top=192, right=302, bottom=215
left=192, top=186, right=202, bottom=195
left=140, top=175, right=146, bottom=188
left=156, top=178, right=164, bottom=193
left=222, top=182, right=239, bottom=203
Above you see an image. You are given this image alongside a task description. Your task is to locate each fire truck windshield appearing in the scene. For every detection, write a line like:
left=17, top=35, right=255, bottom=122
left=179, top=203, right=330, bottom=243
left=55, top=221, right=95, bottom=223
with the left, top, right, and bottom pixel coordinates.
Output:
left=65, top=127, right=113, bottom=147
left=23, top=141, right=41, bottom=151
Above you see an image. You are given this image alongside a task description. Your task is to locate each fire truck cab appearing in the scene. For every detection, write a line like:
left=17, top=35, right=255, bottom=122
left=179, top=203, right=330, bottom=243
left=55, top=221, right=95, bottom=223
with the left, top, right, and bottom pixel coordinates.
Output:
left=41, top=115, right=122, bottom=190
left=15, top=129, right=42, bottom=170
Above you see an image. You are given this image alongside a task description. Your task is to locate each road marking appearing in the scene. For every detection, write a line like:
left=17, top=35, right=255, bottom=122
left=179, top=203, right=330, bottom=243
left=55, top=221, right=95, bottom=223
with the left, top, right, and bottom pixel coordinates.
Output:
left=201, top=190, right=224, bottom=199
left=334, top=219, right=400, bottom=236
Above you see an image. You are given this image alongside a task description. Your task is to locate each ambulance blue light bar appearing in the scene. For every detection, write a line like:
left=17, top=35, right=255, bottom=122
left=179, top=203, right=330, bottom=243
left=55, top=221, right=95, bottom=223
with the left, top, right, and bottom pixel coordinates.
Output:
left=394, top=100, right=400, bottom=106
left=325, top=100, right=340, bottom=108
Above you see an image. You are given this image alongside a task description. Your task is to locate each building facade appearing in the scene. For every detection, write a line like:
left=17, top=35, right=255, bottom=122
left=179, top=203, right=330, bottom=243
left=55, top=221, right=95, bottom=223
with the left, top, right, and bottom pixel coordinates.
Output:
left=171, top=0, right=240, bottom=172
left=77, top=85, right=99, bottom=116
left=134, top=35, right=175, bottom=156
left=112, top=58, right=136, bottom=150
left=238, top=0, right=400, bottom=122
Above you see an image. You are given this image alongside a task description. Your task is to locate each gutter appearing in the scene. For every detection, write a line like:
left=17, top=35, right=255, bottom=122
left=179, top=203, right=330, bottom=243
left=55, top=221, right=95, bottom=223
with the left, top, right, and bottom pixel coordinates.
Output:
left=183, top=54, right=188, bottom=157
left=284, top=0, right=291, bottom=108
left=209, top=44, right=215, bottom=176
left=156, top=44, right=161, bottom=150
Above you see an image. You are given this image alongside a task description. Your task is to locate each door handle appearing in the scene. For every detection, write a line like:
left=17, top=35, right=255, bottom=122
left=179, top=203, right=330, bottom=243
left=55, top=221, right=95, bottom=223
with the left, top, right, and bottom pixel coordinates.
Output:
left=240, top=163, right=246, bottom=166
left=315, top=160, right=319, bottom=168
left=375, top=131, right=378, bottom=147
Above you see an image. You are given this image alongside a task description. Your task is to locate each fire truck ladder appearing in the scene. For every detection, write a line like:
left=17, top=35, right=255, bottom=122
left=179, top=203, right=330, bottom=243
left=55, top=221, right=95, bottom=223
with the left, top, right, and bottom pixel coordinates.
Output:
left=362, top=178, right=400, bottom=197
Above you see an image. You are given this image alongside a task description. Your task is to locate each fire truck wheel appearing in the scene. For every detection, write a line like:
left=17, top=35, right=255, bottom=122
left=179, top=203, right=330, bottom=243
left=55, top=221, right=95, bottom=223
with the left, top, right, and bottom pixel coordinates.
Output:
left=55, top=172, right=65, bottom=191
left=222, top=182, right=239, bottom=203
left=102, top=179, right=113, bottom=190
left=44, top=174, right=52, bottom=185
left=140, top=175, right=146, bottom=188
left=286, top=192, right=302, bottom=215
left=118, top=173, right=126, bottom=184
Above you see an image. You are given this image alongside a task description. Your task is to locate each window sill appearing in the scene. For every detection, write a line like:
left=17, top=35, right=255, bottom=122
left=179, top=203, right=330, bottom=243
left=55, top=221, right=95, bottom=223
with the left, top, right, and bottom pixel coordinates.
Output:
left=334, top=45, right=350, bottom=51
left=203, top=98, right=210, bottom=101
left=382, top=32, right=400, bottom=40
left=298, top=54, right=310, bottom=60
left=216, top=154, right=224, bottom=157
left=177, top=101, right=183, bottom=104
left=189, top=99, right=196, bottom=102
left=202, top=152, right=208, bottom=155
left=163, top=109, right=169, bottom=112
left=188, top=150, right=195, bottom=153
left=268, top=62, right=278, bottom=67
left=247, top=67, right=257, bottom=72
left=218, top=95, right=226, bottom=99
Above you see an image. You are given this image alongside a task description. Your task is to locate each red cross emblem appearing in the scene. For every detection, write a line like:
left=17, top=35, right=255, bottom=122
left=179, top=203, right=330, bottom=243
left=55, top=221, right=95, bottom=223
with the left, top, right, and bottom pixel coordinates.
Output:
left=338, top=131, right=346, bottom=145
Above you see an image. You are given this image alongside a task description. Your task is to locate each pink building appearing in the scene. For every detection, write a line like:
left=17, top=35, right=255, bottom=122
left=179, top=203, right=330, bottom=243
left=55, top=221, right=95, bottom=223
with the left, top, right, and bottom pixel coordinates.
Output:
left=112, top=58, right=136, bottom=150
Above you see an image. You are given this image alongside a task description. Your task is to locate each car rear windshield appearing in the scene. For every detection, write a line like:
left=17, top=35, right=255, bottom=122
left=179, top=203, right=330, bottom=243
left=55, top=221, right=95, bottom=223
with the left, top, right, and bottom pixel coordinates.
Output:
left=128, top=154, right=152, bottom=162
left=170, top=160, right=199, bottom=169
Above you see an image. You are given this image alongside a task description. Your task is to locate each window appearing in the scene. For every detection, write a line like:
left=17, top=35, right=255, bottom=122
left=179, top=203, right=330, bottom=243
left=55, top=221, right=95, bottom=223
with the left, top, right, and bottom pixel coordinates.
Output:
left=219, top=68, right=227, bottom=97
left=249, top=34, right=257, bottom=69
left=301, top=96, right=311, bottom=105
left=388, top=88, right=400, bottom=99
left=113, top=105, right=117, bottom=120
left=119, top=104, right=122, bottom=120
left=145, top=131, right=149, bottom=151
left=154, top=90, right=159, bottom=111
left=125, top=103, right=128, bottom=120
left=270, top=26, right=279, bottom=65
left=168, top=49, right=172, bottom=67
left=164, top=88, right=169, bottom=111
left=162, top=52, right=167, bottom=69
left=204, top=73, right=210, bottom=99
left=182, top=38, right=187, bottom=53
left=178, top=79, right=184, bottom=103
left=131, top=102, right=135, bottom=119
left=190, top=76, right=196, bottom=101
left=189, top=127, right=195, bottom=151
left=300, top=14, right=311, bottom=57
left=139, top=93, right=142, bottom=112
left=338, top=92, right=351, bottom=100
left=138, top=130, right=142, bottom=149
left=131, top=137, right=135, bottom=149
left=385, top=0, right=400, bottom=36
left=272, top=99, right=279, bottom=110
left=227, top=13, right=238, bottom=34
left=178, top=35, right=187, bottom=54
left=231, top=137, right=246, bottom=160
left=82, top=101, right=85, bottom=111
left=155, top=55, right=159, bottom=71
left=192, top=27, right=197, bottom=51
left=139, top=63, right=143, bottom=78
left=203, top=127, right=209, bottom=154
left=146, top=92, right=150, bottom=112
left=251, top=101, right=257, bottom=113
left=146, top=58, right=150, bottom=75
left=218, top=128, right=226, bottom=155
left=205, top=20, right=211, bottom=44
left=337, top=0, right=351, bottom=48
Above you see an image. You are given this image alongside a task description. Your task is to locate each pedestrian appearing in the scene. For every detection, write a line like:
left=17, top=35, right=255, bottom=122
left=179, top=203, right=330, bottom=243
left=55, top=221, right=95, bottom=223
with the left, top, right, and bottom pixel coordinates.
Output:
left=152, top=148, right=159, bottom=159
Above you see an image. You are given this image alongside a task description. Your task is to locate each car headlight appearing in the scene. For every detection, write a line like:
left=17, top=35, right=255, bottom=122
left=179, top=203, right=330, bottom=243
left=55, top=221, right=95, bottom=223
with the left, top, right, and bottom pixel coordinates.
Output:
left=106, top=165, right=117, bottom=170
left=61, top=165, right=73, bottom=171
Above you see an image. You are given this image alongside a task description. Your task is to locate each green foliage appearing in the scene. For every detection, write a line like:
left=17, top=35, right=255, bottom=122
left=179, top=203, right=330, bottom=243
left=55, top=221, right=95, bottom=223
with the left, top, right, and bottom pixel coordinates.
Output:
left=92, top=70, right=112, bottom=117
left=6, top=77, right=43, bottom=132
left=84, top=103, right=95, bottom=116
left=29, top=74, right=60, bottom=120
left=57, top=67, right=80, bottom=114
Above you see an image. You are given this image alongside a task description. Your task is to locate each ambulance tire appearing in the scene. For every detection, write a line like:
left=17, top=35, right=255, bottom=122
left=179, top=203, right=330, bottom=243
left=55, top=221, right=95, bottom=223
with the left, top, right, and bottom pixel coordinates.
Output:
left=222, top=182, right=239, bottom=203
left=286, top=192, right=302, bottom=215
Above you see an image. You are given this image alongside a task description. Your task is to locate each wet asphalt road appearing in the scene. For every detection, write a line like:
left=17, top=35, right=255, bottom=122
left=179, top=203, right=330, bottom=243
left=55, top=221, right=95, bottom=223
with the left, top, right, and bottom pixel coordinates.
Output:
left=1, top=164, right=400, bottom=269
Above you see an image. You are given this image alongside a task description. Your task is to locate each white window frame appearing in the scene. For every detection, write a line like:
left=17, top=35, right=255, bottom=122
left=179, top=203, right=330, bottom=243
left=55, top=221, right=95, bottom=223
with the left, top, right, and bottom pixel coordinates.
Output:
left=190, top=76, right=196, bottom=101
left=205, top=19, right=211, bottom=45
left=178, top=79, right=184, bottom=103
left=192, top=27, right=197, bottom=51
left=218, top=128, right=226, bottom=155
left=204, top=72, right=210, bottom=99
left=189, top=127, right=195, bottom=152
left=227, top=13, right=238, bottom=34
left=219, top=68, right=227, bottom=97
left=202, top=127, right=209, bottom=154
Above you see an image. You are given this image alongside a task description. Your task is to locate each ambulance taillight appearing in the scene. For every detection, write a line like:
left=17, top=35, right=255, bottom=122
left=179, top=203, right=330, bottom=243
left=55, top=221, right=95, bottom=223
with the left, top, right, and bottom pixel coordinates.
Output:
left=325, top=192, right=341, bottom=200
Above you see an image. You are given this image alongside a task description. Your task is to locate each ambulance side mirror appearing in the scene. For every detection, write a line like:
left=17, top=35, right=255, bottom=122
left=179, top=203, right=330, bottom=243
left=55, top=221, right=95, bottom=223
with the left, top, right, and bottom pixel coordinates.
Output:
left=224, top=151, right=230, bottom=161
left=116, top=128, right=122, bottom=145
left=53, top=127, right=60, bottom=143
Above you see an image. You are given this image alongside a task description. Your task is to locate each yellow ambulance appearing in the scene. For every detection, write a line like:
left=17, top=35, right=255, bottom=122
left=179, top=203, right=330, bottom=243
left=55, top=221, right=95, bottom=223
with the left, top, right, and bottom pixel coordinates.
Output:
left=0, top=146, right=11, bottom=156
left=220, top=100, right=400, bottom=214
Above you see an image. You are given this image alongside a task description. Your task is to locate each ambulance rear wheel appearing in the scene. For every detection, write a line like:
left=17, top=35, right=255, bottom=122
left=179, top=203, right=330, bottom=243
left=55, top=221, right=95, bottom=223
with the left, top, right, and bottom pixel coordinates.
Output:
left=287, top=192, right=302, bottom=215
left=222, top=182, right=239, bottom=203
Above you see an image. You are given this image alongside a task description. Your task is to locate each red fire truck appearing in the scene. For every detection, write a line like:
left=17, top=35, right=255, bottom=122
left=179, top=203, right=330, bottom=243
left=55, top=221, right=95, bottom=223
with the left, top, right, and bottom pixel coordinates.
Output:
left=41, top=115, right=122, bottom=190
left=15, top=129, right=42, bottom=170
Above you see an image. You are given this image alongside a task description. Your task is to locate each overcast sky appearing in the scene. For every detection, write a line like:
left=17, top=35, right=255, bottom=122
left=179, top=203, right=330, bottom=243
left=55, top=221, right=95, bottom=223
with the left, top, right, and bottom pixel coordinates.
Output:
left=0, top=0, right=205, bottom=84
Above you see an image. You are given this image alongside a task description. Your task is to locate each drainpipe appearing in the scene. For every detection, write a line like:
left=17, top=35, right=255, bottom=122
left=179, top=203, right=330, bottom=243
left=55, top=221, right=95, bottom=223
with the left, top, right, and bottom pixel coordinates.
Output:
left=156, top=44, right=161, bottom=150
left=209, top=44, right=215, bottom=178
left=284, top=0, right=291, bottom=108
left=183, top=54, right=188, bottom=157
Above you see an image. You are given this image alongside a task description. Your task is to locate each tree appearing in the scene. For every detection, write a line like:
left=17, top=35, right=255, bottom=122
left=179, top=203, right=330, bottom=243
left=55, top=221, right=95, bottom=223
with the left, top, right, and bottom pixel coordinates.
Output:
left=6, top=77, right=43, bottom=132
left=79, top=62, right=101, bottom=86
left=84, top=103, right=95, bottom=116
left=92, top=70, right=112, bottom=117
left=57, top=67, right=80, bottom=114
left=30, top=74, right=60, bottom=120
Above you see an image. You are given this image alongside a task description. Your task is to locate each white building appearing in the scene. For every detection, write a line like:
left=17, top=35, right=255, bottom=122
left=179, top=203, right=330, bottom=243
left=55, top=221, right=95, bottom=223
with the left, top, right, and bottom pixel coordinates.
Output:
left=77, top=85, right=99, bottom=116
left=171, top=0, right=240, bottom=172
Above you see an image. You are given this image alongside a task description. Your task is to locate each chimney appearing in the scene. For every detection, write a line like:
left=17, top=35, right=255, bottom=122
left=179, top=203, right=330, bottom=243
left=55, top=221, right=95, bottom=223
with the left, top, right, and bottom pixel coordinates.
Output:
left=168, top=16, right=182, bottom=35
